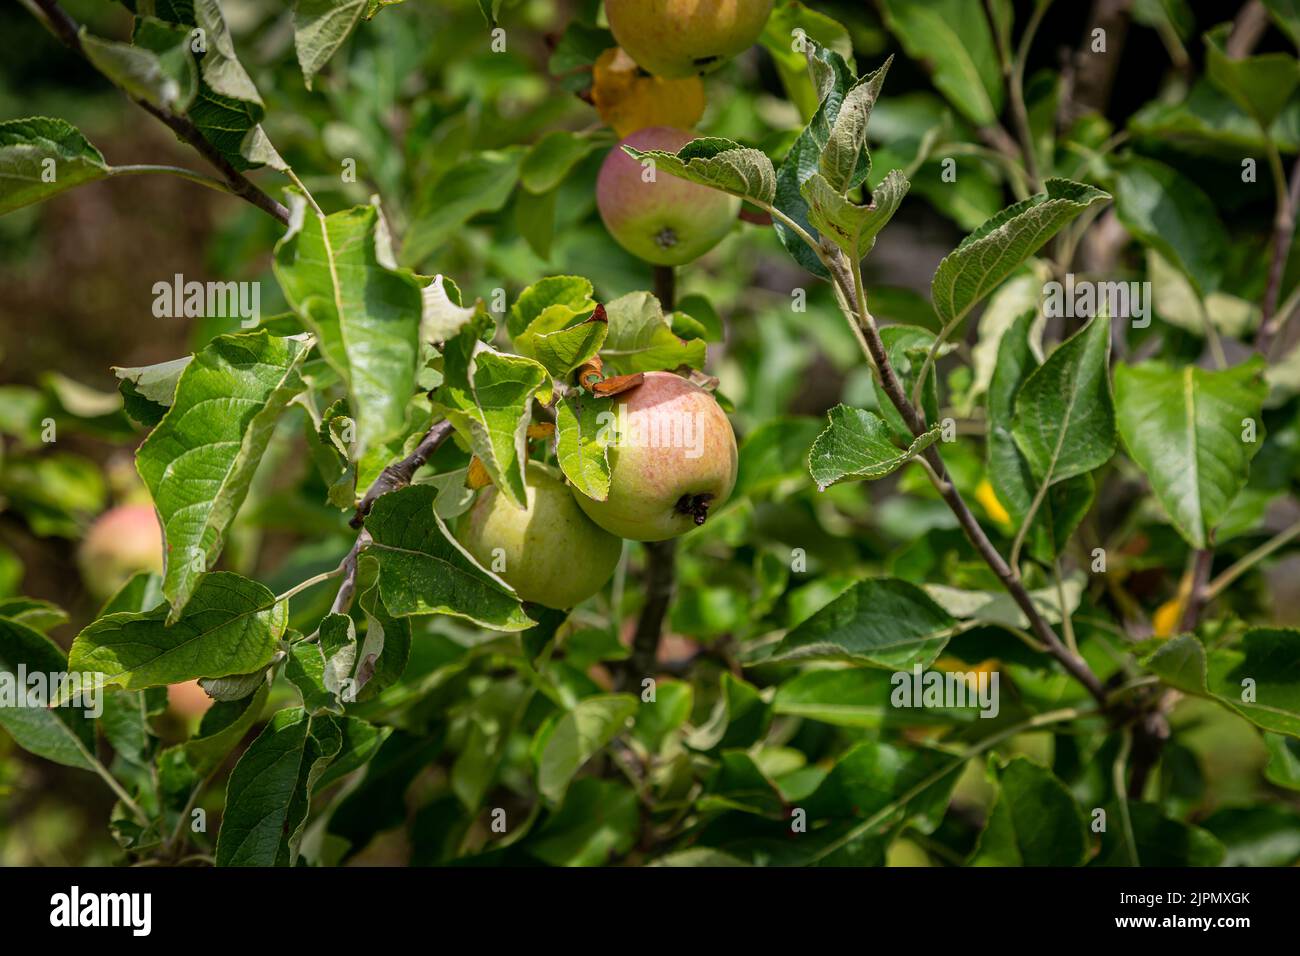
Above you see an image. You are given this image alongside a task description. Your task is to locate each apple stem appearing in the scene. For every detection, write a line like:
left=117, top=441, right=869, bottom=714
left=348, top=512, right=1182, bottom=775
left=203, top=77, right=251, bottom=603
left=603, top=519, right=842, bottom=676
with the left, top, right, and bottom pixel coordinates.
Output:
left=653, top=265, right=676, bottom=311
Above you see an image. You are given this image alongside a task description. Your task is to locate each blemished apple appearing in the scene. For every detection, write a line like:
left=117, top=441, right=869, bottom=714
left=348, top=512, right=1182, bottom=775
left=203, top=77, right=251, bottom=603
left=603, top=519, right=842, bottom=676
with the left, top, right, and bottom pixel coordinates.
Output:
left=77, top=503, right=164, bottom=600
left=457, top=462, right=624, bottom=609
left=597, top=126, right=740, bottom=266
left=606, top=0, right=775, bottom=78
left=572, top=371, right=738, bottom=541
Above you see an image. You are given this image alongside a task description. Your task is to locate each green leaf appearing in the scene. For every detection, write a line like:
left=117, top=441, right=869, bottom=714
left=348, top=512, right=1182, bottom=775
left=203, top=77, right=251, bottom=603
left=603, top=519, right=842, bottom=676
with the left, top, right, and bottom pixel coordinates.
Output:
left=430, top=325, right=550, bottom=508
left=1265, top=733, right=1300, bottom=790
left=515, top=310, right=608, bottom=379
left=1092, top=802, right=1224, bottom=866
left=515, top=184, right=557, bottom=260
left=507, top=275, right=596, bottom=340
left=819, top=63, right=891, bottom=193
left=286, top=614, right=357, bottom=715
left=931, top=179, right=1109, bottom=329
left=808, top=405, right=939, bottom=490
left=0, top=596, right=68, bottom=633
left=555, top=391, right=615, bottom=501
left=100, top=689, right=162, bottom=770
left=1204, top=23, right=1300, bottom=128
left=698, top=751, right=786, bottom=817
left=404, top=148, right=523, bottom=265
left=632, top=679, right=692, bottom=751
left=315, top=715, right=391, bottom=789
left=112, top=356, right=191, bottom=407
left=923, top=574, right=1084, bottom=631
left=0, top=618, right=97, bottom=771
left=600, top=291, right=706, bottom=375
left=759, top=2, right=856, bottom=119
left=873, top=324, right=943, bottom=442
left=625, top=137, right=777, bottom=206
left=805, top=739, right=958, bottom=834
left=773, top=47, right=875, bottom=276
left=687, top=672, right=771, bottom=751
left=68, top=572, right=287, bottom=693
left=1011, top=314, right=1116, bottom=487
left=802, top=168, right=909, bottom=262
left=1146, top=250, right=1258, bottom=340
left=137, top=331, right=308, bottom=618
left=1265, top=0, right=1300, bottom=49
left=1113, top=157, right=1229, bottom=296
left=142, top=0, right=282, bottom=171
left=172, top=680, right=269, bottom=779
left=880, top=0, right=1003, bottom=125
left=81, top=21, right=197, bottom=114
left=1114, top=360, right=1267, bottom=549
left=362, top=484, right=535, bottom=631
left=354, top=576, right=411, bottom=699
left=1147, top=630, right=1300, bottom=736
left=0, top=117, right=110, bottom=215
left=273, top=198, right=423, bottom=458
left=294, top=0, right=402, bottom=88
left=521, top=131, right=599, bottom=194
left=988, top=311, right=1094, bottom=559
left=419, top=273, right=479, bottom=344
left=99, top=571, right=166, bottom=616
left=773, top=669, right=900, bottom=728
left=451, top=678, right=529, bottom=810
left=735, top=415, right=824, bottom=496
left=215, top=708, right=342, bottom=866
left=768, top=578, right=957, bottom=668
left=970, top=756, right=1088, bottom=865
left=1201, top=806, right=1300, bottom=866
left=527, top=778, right=639, bottom=866
left=535, top=694, right=638, bottom=803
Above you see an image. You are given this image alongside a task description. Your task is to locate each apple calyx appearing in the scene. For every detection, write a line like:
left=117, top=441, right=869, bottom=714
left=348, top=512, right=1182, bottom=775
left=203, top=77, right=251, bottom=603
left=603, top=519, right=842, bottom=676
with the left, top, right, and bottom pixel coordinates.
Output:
left=675, top=492, right=714, bottom=526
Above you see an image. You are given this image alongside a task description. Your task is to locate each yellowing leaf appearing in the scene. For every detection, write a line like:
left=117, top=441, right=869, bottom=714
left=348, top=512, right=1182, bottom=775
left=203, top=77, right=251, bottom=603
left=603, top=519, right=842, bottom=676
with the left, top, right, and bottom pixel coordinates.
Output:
left=1152, top=597, right=1183, bottom=639
left=975, top=478, right=1011, bottom=528
left=592, top=47, right=705, bottom=137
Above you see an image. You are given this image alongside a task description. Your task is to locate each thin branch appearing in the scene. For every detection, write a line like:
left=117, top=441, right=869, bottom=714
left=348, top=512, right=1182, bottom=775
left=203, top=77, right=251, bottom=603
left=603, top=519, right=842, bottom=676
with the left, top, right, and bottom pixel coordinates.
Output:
left=1257, top=150, right=1300, bottom=355
left=326, top=419, right=453, bottom=616
left=830, top=250, right=1108, bottom=708
left=107, top=164, right=235, bottom=195
left=274, top=566, right=343, bottom=604
left=1113, top=727, right=1140, bottom=863
left=1179, top=548, right=1214, bottom=632
left=350, top=420, right=455, bottom=528
left=620, top=539, right=677, bottom=691
left=1008, top=0, right=1049, bottom=191
left=28, top=0, right=291, bottom=225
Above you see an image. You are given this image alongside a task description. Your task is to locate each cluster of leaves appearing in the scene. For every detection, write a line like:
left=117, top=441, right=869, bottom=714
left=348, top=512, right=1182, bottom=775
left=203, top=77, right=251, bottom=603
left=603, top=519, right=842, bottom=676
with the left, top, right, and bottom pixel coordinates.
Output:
left=1, top=0, right=1300, bottom=868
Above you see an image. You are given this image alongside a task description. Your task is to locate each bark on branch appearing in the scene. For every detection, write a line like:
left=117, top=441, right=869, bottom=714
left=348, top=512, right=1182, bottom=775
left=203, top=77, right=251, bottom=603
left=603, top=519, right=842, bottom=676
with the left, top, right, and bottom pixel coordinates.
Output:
left=28, top=0, right=291, bottom=225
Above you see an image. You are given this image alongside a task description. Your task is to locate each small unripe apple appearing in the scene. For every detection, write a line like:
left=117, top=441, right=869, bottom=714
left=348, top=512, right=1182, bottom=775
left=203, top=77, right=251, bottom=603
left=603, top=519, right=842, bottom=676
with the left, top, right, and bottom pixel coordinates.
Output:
left=606, top=0, right=775, bottom=78
left=457, top=462, right=624, bottom=609
left=572, top=372, right=737, bottom=541
left=597, top=126, right=741, bottom=266
left=78, top=503, right=164, bottom=601
left=167, top=679, right=214, bottom=718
